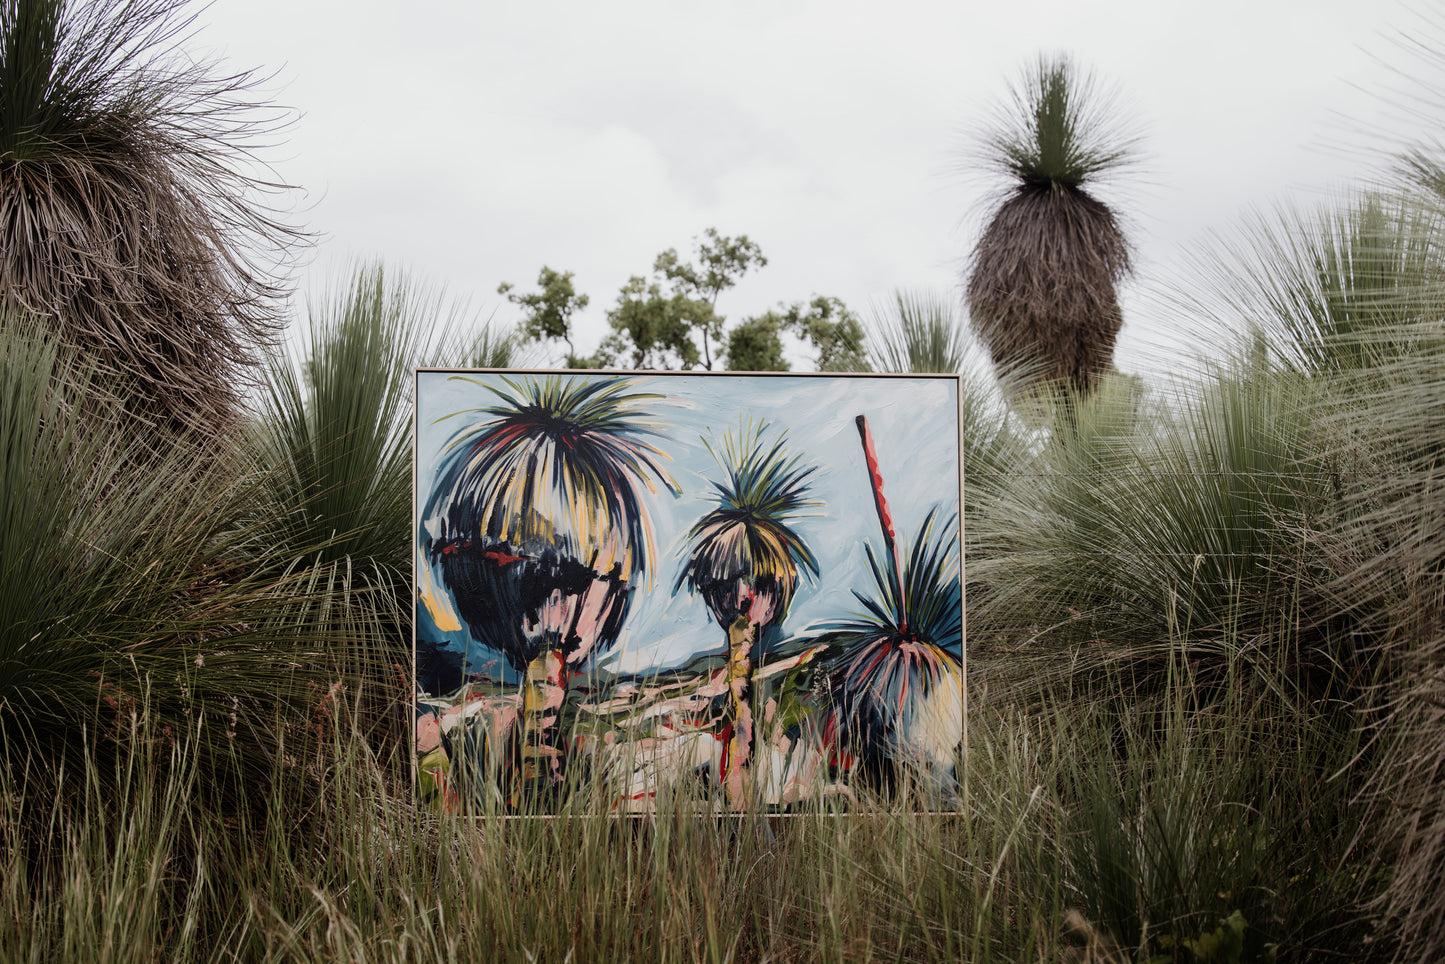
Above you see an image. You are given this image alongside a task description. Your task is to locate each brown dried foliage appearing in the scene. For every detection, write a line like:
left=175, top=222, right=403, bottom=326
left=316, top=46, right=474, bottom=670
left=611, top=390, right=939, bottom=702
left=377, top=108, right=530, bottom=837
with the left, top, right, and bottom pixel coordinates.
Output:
left=966, top=182, right=1131, bottom=394
left=0, top=0, right=305, bottom=438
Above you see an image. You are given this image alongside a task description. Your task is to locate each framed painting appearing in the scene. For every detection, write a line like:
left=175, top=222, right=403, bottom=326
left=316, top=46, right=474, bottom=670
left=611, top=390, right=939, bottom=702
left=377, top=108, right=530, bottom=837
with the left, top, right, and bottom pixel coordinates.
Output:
left=413, top=369, right=964, bottom=813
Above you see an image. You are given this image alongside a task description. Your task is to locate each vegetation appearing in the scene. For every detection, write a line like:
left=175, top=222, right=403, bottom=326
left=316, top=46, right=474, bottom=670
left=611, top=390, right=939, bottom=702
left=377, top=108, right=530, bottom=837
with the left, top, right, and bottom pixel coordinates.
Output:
left=7, top=2, right=1445, bottom=961
left=867, top=288, right=973, bottom=374
left=966, top=54, right=1139, bottom=397
left=0, top=0, right=304, bottom=437
left=498, top=266, right=591, bottom=366
left=500, top=228, right=868, bottom=371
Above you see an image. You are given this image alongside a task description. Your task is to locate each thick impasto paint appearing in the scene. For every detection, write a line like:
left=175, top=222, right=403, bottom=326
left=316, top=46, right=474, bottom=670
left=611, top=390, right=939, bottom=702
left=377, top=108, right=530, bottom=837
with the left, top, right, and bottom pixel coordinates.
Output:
left=413, top=370, right=963, bottom=812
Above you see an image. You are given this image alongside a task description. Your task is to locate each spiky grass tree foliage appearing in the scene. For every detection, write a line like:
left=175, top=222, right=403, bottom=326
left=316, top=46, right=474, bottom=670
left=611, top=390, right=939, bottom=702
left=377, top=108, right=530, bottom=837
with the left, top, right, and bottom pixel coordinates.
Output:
left=1216, top=192, right=1445, bottom=958
left=1336, top=326, right=1445, bottom=956
left=1187, top=196, right=1445, bottom=379
left=677, top=421, right=820, bottom=636
left=966, top=55, right=1137, bottom=397
left=866, top=289, right=971, bottom=375
left=249, top=265, right=504, bottom=581
left=0, top=316, right=338, bottom=803
left=0, top=0, right=303, bottom=437
left=968, top=365, right=1362, bottom=704
left=246, top=265, right=511, bottom=754
left=819, top=508, right=963, bottom=796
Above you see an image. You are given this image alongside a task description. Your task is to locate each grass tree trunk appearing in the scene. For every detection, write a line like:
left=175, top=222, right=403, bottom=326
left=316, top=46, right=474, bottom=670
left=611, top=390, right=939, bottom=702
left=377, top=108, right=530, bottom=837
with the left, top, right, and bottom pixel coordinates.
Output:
left=516, top=649, right=569, bottom=797
left=721, top=615, right=758, bottom=805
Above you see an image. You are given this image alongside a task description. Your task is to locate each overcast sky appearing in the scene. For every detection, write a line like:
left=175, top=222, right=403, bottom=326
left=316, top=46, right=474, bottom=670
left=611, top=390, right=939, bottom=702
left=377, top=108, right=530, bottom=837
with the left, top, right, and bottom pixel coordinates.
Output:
left=201, top=0, right=1434, bottom=373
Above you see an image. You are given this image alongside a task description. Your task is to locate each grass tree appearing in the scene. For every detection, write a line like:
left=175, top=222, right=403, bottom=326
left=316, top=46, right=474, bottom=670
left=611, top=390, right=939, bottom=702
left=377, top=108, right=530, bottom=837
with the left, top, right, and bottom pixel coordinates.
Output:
left=422, top=376, right=676, bottom=795
left=867, top=289, right=972, bottom=375
left=818, top=418, right=963, bottom=799
left=0, top=316, right=347, bottom=805
left=245, top=265, right=514, bottom=751
left=965, top=55, right=1138, bottom=398
left=0, top=0, right=304, bottom=437
left=676, top=421, right=818, bottom=801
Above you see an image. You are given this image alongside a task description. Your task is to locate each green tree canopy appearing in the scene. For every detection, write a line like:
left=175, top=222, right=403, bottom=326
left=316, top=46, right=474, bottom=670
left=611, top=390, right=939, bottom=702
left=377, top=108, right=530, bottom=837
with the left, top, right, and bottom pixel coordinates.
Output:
left=597, top=228, right=766, bottom=370
left=726, top=296, right=869, bottom=372
left=497, top=266, right=590, bottom=366
left=505, top=227, right=864, bottom=372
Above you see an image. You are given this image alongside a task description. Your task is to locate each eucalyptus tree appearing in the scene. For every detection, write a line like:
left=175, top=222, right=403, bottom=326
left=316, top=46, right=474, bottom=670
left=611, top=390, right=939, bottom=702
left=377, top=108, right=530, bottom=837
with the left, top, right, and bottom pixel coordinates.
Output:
left=503, top=228, right=865, bottom=372
left=498, top=266, right=590, bottom=366
left=0, top=0, right=304, bottom=436
left=965, top=55, right=1139, bottom=397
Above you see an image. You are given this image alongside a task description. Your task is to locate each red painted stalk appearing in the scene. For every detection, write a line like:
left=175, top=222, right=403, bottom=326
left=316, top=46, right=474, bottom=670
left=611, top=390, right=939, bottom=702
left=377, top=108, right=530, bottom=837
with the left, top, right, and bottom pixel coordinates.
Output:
left=855, top=415, right=907, bottom=631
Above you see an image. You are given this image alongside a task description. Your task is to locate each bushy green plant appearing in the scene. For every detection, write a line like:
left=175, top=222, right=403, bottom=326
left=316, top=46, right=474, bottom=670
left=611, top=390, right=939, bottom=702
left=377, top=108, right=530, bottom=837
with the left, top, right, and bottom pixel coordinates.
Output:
left=246, top=264, right=504, bottom=580
left=0, top=314, right=350, bottom=808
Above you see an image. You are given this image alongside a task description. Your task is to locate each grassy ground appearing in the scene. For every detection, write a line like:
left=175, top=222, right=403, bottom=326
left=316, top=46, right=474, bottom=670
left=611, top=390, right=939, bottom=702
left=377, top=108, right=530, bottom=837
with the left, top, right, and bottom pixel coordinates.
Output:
left=0, top=646, right=1386, bottom=963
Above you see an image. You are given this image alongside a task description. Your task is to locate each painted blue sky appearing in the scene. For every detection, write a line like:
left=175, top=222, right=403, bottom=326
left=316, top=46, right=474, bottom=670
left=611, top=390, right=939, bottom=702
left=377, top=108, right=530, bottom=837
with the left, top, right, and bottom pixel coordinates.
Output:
left=415, top=370, right=960, bottom=679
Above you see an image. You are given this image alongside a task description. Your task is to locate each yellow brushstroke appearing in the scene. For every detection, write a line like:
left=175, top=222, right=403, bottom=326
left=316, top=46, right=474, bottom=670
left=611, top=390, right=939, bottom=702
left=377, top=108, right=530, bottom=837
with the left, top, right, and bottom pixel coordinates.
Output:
left=418, top=558, right=462, bottom=632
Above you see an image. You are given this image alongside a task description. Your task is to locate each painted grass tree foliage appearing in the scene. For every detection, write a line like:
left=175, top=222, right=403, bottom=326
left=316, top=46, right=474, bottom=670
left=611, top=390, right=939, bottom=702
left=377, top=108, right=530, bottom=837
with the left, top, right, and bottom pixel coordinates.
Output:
left=965, top=54, right=1139, bottom=399
left=861, top=288, right=1030, bottom=630
left=808, top=418, right=963, bottom=802
left=423, top=375, right=676, bottom=790
left=675, top=421, right=819, bottom=792
left=818, top=506, right=963, bottom=802
left=0, top=0, right=305, bottom=438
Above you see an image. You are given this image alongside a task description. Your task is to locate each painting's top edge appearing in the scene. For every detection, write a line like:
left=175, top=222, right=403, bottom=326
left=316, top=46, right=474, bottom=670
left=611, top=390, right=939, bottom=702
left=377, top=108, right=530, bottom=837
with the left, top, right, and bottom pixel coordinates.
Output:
left=414, top=367, right=963, bottom=381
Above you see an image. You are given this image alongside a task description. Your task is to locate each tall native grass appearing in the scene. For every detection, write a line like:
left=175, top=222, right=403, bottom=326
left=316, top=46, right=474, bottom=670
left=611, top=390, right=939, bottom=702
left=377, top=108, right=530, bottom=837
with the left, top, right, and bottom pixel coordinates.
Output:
left=0, top=636, right=1383, bottom=962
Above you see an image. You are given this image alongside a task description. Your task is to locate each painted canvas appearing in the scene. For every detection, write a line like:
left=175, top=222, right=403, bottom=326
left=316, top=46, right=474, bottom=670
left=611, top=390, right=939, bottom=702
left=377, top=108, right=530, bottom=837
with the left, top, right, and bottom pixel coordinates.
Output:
left=413, top=370, right=963, bottom=813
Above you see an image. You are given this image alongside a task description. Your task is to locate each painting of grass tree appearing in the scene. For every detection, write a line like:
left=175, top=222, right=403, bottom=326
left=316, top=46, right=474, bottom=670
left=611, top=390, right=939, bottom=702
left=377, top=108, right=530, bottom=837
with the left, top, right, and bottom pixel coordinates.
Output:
left=414, top=370, right=963, bottom=812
